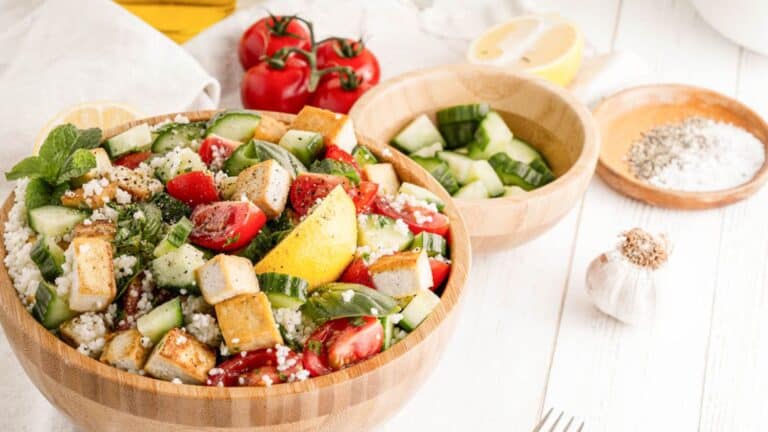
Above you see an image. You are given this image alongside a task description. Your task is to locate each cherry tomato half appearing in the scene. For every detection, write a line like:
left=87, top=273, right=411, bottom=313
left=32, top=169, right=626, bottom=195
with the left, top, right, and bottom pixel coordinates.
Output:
left=429, top=258, right=451, bottom=290
left=310, top=76, right=373, bottom=114
left=339, top=258, right=374, bottom=288
left=165, top=171, right=219, bottom=207
left=113, top=151, right=152, bottom=169
left=189, top=201, right=266, bottom=251
left=198, top=135, right=241, bottom=166
left=324, top=145, right=361, bottom=174
left=205, top=347, right=302, bottom=387
left=346, top=181, right=378, bottom=213
left=238, top=15, right=311, bottom=70
left=316, top=39, right=380, bottom=85
left=241, top=56, right=311, bottom=114
left=303, top=316, right=383, bottom=377
left=373, top=196, right=450, bottom=236
left=289, top=173, right=350, bottom=216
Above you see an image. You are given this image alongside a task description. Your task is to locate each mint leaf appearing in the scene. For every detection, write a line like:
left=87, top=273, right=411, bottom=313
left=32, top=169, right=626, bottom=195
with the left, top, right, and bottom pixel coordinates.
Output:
left=5, top=156, right=48, bottom=180
left=24, top=178, right=54, bottom=210
left=57, top=149, right=96, bottom=184
left=39, top=124, right=78, bottom=167
left=73, top=128, right=102, bottom=151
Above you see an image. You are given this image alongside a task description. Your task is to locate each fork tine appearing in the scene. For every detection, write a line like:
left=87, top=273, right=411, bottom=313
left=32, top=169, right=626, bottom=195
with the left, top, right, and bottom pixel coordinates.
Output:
left=563, top=416, right=575, bottom=432
left=532, top=408, right=554, bottom=432
left=548, top=411, right=564, bottom=432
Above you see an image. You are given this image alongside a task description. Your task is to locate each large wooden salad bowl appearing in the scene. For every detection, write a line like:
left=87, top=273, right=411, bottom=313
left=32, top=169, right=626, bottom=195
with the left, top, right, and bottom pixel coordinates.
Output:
left=0, top=111, right=471, bottom=432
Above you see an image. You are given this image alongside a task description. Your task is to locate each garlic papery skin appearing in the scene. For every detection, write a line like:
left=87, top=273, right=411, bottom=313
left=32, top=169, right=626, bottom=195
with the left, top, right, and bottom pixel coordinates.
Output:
left=585, top=229, right=669, bottom=325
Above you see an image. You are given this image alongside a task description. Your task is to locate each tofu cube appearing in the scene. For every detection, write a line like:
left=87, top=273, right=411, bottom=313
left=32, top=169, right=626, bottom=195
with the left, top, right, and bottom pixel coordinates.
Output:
left=100, top=328, right=151, bottom=371
left=61, top=183, right=118, bottom=209
left=68, top=237, right=116, bottom=312
left=363, top=163, right=401, bottom=197
left=369, top=250, right=433, bottom=298
left=195, top=254, right=260, bottom=305
left=234, top=160, right=291, bottom=219
left=215, top=292, right=283, bottom=353
left=109, top=165, right=163, bottom=201
left=252, top=114, right=288, bottom=143
left=143, top=328, right=216, bottom=384
left=72, top=220, right=116, bottom=241
left=290, top=106, right=357, bottom=153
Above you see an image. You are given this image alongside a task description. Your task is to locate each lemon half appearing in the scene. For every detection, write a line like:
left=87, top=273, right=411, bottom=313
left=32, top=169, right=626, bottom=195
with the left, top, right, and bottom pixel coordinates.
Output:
left=467, top=14, right=584, bottom=87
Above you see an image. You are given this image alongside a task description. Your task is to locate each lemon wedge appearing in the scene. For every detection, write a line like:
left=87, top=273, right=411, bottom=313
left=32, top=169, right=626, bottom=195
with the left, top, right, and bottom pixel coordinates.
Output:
left=33, top=102, right=143, bottom=154
left=467, top=14, right=584, bottom=87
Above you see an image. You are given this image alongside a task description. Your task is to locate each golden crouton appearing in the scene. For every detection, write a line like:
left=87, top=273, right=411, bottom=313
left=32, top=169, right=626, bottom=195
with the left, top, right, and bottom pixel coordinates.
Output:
left=215, top=292, right=283, bottom=354
left=252, top=114, right=288, bottom=143
left=195, top=254, right=260, bottom=305
left=61, top=182, right=118, bottom=209
left=100, top=329, right=151, bottom=371
left=369, top=250, right=433, bottom=298
left=72, top=220, right=116, bottom=241
left=234, top=160, right=291, bottom=219
left=143, top=328, right=216, bottom=384
left=290, top=106, right=358, bottom=153
left=109, top=165, right=163, bottom=201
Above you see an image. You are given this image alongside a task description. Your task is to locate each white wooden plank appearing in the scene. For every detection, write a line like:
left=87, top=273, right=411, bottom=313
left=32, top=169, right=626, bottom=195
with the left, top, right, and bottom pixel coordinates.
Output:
left=542, top=0, right=742, bottom=430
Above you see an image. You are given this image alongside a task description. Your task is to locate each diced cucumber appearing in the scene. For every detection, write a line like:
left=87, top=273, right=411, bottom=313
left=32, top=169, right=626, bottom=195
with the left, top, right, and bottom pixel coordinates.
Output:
left=488, top=153, right=547, bottom=190
left=466, top=160, right=505, bottom=197
left=205, top=110, right=261, bottom=142
left=380, top=314, right=396, bottom=350
left=310, top=159, right=360, bottom=185
left=472, top=111, right=512, bottom=151
left=391, top=114, right=445, bottom=153
left=436, top=151, right=474, bottom=184
left=503, top=138, right=543, bottom=164
left=105, top=123, right=152, bottom=158
left=151, top=244, right=206, bottom=292
left=409, top=142, right=443, bottom=158
left=30, top=236, right=65, bottom=281
left=300, top=283, right=400, bottom=324
left=529, top=158, right=555, bottom=183
left=454, top=180, right=489, bottom=199
left=153, top=217, right=193, bottom=257
left=252, top=140, right=307, bottom=178
left=410, top=232, right=447, bottom=257
left=436, top=103, right=490, bottom=125
left=154, top=148, right=206, bottom=183
left=357, top=214, right=413, bottom=252
left=439, top=121, right=478, bottom=149
left=399, top=289, right=441, bottom=331
left=504, top=186, right=528, bottom=197
left=352, top=146, right=378, bottom=166
left=28, top=206, right=87, bottom=238
left=151, top=122, right=206, bottom=153
left=33, top=281, right=74, bottom=329
left=411, top=156, right=460, bottom=195
left=137, top=297, right=183, bottom=343
left=398, top=182, right=445, bottom=211
left=257, top=272, right=309, bottom=309
left=454, top=147, right=469, bottom=155
left=278, top=130, right=324, bottom=166
left=223, top=140, right=260, bottom=176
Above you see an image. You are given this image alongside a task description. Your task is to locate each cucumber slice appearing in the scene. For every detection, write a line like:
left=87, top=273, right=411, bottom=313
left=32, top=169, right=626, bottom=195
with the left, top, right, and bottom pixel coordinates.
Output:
left=278, top=130, right=324, bottom=166
left=300, top=283, right=400, bottom=324
left=503, top=138, right=543, bottom=164
left=30, top=236, right=65, bottom=281
left=488, top=153, right=547, bottom=190
left=151, top=122, right=206, bottom=154
left=472, top=111, right=512, bottom=151
left=205, top=110, right=261, bottom=142
left=153, top=217, right=193, bottom=257
left=436, top=103, right=490, bottom=125
left=439, top=121, right=478, bottom=149
left=409, top=142, right=443, bottom=158
left=310, top=159, right=360, bottom=185
left=399, top=289, right=440, bottom=331
left=380, top=314, right=396, bottom=350
left=223, top=140, right=260, bottom=176
left=352, top=146, right=378, bottom=166
left=411, top=232, right=447, bottom=257
left=151, top=244, right=205, bottom=292
left=391, top=114, right=445, bottom=153
left=454, top=180, right=489, bottom=199
left=529, top=158, right=555, bottom=183
left=436, top=151, right=474, bottom=184
left=105, top=123, right=152, bottom=158
left=398, top=182, right=445, bottom=211
left=411, top=156, right=460, bottom=195
left=33, top=281, right=74, bottom=329
left=154, top=148, right=206, bottom=183
left=252, top=140, right=307, bottom=178
left=504, top=186, right=528, bottom=197
left=28, top=206, right=87, bottom=238
left=357, top=214, right=413, bottom=252
left=466, top=160, right=505, bottom=197
left=137, top=297, right=183, bottom=343
left=257, top=272, right=309, bottom=309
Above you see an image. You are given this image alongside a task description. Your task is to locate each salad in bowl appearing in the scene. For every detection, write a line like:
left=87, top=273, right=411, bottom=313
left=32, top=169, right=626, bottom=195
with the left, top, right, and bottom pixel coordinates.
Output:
left=3, top=106, right=453, bottom=387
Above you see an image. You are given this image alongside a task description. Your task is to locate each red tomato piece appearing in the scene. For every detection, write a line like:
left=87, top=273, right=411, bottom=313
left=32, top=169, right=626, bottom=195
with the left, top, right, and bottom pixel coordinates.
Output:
left=316, top=39, right=381, bottom=85
left=165, top=171, right=219, bottom=207
left=310, top=76, right=373, bottom=115
left=429, top=259, right=451, bottom=290
left=302, top=316, right=384, bottom=377
left=189, top=201, right=266, bottom=251
left=241, top=56, right=311, bottom=114
left=113, top=151, right=152, bottom=169
left=339, top=258, right=374, bottom=288
left=346, top=181, right=378, bottom=213
left=324, top=145, right=361, bottom=174
left=289, top=173, right=350, bottom=217
left=238, top=15, right=311, bottom=70
left=372, top=197, right=450, bottom=236
left=205, top=348, right=301, bottom=387
left=198, top=135, right=241, bottom=166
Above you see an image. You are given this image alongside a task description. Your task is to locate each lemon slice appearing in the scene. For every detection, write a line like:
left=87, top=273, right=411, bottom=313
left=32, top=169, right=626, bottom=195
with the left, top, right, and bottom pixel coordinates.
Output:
left=33, top=102, right=143, bottom=154
left=467, top=14, right=584, bottom=87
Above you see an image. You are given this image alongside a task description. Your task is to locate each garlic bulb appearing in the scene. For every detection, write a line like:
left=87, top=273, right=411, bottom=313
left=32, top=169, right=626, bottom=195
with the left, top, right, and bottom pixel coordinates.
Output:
left=586, top=228, right=670, bottom=324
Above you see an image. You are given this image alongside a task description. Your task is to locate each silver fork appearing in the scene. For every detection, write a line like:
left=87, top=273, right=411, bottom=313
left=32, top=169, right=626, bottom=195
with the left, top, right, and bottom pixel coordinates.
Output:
left=532, top=408, right=585, bottom=432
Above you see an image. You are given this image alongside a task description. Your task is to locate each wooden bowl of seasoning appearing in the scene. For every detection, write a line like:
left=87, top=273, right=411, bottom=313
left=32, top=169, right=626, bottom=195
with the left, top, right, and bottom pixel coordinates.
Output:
left=594, top=84, right=768, bottom=209
left=350, top=64, right=600, bottom=250
left=0, top=111, right=471, bottom=432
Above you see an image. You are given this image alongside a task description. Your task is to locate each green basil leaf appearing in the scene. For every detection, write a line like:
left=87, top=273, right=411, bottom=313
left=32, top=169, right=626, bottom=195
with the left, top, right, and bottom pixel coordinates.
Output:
left=57, top=149, right=96, bottom=184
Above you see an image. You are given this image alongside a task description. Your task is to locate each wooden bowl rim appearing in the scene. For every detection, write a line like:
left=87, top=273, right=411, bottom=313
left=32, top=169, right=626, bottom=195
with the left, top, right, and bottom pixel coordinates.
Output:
left=349, top=63, right=601, bottom=214
left=593, top=83, right=768, bottom=209
left=0, top=110, right=471, bottom=400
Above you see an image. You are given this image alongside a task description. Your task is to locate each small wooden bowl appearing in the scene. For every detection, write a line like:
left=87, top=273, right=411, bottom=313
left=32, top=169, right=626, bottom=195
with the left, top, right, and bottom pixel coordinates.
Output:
left=350, top=64, right=599, bottom=249
left=0, top=111, right=471, bottom=432
left=594, top=84, right=768, bottom=209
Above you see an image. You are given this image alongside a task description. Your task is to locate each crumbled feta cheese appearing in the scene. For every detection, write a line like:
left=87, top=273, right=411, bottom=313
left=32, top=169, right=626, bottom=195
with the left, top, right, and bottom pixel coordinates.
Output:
left=171, top=378, right=183, bottom=385
left=82, top=178, right=105, bottom=198
left=132, top=210, right=145, bottom=220
left=208, top=367, right=224, bottom=376
left=356, top=245, right=396, bottom=266
left=231, top=337, right=240, bottom=344
left=115, top=187, right=132, bottom=204
left=370, top=307, right=379, bottom=315
left=210, top=143, right=228, bottom=171
left=113, top=255, right=138, bottom=278
left=382, top=148, right=393, bottom=158
left=220, top=343, right=230, bottom=356
left=390, top=192, right=438, bottom=213
left=341, top=289, right=355, bottom=303
left=175, top=334, right=188, bottom=344
left=390, top=313, right=404, bottom=324
left=273, top=308, right=313, bottom=345
left=261, top=375, right=273, bottom=387
left=393, top=218, right=410, bottom=236
left=90, top=205, right=119, bottom=222
left=238, top=376, right=246, bottom=385
left=54, top=244, right=76, bottom=296
left=173, top=114, right=190, bottom=124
